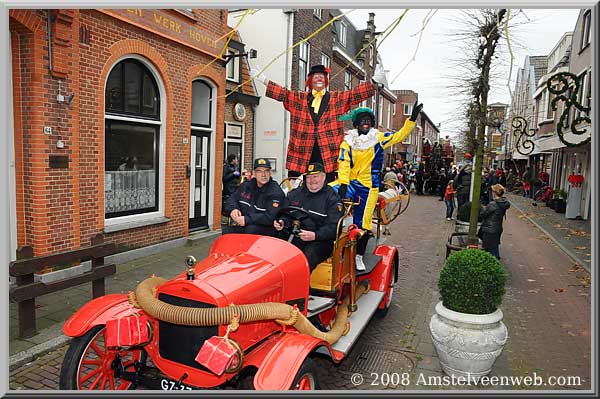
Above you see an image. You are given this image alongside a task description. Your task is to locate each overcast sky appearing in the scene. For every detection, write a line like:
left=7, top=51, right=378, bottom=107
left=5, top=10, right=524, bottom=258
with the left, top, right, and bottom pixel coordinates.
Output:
left=343, top=8, right=582, bottom=137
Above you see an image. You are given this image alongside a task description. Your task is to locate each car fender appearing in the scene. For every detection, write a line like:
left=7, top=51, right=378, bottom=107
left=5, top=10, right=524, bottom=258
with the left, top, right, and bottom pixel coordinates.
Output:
left=63, top=294, right=133, bottom=337
left=253, top=332, right=334, bottom=390
left=369, top=245, right=398, bottom=292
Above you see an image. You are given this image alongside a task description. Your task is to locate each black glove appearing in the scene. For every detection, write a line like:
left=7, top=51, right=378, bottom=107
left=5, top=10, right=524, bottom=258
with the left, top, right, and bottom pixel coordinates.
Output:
left=338, top=184, right=348, bottom=199
left=410, top=100, right=423, bottom=122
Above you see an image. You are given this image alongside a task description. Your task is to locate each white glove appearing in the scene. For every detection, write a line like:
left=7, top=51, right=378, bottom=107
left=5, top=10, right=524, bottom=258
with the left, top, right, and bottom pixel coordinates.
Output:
left=249, top=65, right=268, bottom=86
left=372, top=63, right=386, bottom=85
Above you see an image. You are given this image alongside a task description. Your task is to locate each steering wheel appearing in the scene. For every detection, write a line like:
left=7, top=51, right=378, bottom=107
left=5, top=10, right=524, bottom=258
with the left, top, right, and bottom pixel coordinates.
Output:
left=275, top=206, right=312, bottom=238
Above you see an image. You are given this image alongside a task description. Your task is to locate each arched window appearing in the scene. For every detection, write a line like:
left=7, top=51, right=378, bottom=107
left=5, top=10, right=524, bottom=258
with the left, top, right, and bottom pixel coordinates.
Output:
left=104, top=58, right=162, bottom=219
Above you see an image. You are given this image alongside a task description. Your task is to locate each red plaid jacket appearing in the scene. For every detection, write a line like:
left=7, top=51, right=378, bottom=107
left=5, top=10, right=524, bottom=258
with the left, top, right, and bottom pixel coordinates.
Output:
left=266, top=81, right=375, bottom=174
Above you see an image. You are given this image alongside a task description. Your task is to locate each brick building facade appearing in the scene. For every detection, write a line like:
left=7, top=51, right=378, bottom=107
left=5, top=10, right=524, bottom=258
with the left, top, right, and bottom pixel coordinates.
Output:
left=9, top=9, right=256, bottom=259
left=391, top=90, right=419, bottom=163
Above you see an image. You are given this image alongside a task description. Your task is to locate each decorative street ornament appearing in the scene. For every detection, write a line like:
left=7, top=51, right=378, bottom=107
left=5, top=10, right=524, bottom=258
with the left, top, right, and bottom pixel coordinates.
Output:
left=547, top=71, right=591, bottom=147
left=511, top=116, right=536, bottom=155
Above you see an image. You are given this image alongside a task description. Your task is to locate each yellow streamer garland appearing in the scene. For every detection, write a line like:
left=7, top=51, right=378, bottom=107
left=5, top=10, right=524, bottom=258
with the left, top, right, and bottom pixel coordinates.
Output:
left=224, top=9, right=357, bottom=99
left=331, top=10, right=409, bottom=81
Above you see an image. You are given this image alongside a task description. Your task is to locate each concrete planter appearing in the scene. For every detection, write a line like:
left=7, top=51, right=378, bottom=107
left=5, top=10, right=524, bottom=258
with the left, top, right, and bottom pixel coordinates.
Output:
left=34, top=261, right=92, bottom=284
left=454, top=220, right=481, bottom=247
left=429, top=301, right=508, bottom=377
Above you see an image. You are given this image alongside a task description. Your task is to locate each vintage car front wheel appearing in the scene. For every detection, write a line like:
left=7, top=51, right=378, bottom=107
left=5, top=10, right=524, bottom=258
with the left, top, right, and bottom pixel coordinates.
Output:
left=59, top=325, right=147, bottom=390
left=291, top=358, right=320, bottom=390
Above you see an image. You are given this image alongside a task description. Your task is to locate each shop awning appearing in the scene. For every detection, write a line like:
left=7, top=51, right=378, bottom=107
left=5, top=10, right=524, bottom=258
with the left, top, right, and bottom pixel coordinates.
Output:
left=511, top=151, right=529, bottom=160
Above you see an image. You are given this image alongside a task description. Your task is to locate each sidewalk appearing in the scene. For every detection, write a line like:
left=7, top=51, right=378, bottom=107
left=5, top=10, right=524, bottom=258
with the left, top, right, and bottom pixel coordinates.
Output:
left=9, top=230, right=221, bottom=369
left=505, top=193, right=591, bottom=272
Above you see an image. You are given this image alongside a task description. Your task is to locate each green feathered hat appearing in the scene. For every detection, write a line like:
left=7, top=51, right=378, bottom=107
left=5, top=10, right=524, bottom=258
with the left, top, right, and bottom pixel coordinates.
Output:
left=338, top=107, right=376, bottom=126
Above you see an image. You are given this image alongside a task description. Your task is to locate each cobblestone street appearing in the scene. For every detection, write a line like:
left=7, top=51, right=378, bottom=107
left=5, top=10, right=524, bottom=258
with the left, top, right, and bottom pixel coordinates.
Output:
left=9, top=195, right=591, bottom=391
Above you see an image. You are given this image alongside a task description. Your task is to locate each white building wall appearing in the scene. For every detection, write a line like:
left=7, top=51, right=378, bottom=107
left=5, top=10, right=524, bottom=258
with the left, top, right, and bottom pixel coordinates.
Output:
left=229, top=10, right=294, bottom=182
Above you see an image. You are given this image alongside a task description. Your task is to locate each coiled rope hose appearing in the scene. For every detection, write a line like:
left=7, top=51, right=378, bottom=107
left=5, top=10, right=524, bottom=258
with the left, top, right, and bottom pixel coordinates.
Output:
left=130, top=276, right=368, bottom=345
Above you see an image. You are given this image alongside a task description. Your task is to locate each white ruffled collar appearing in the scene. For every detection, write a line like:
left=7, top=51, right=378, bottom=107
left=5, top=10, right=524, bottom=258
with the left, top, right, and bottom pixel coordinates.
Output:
left=344, top=128, right=379, bottom=150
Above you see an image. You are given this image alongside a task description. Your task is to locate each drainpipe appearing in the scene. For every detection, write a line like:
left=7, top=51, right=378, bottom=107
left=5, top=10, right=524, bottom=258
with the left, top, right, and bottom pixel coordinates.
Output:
left=282, top=10, right=294, bottom=180
left=47, top=10, right=52, bottom=72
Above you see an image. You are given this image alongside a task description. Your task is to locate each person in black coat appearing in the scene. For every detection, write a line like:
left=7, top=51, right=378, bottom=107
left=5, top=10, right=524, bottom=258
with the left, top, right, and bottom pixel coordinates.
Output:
left=223, top=158, right=285, bottom=237
left=222, top=154, right=241, bottom=214
left=274, top=162, right=343, bottom=272
left=478, top=184, right=511, bottom=259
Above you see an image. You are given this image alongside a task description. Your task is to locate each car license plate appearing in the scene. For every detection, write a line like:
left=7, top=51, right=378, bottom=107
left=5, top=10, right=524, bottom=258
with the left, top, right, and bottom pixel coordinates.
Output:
left=160, top=378, right=193, bottom=390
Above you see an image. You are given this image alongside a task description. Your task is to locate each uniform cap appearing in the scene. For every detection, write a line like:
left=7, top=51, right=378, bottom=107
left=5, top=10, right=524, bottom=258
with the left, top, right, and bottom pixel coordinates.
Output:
left=305, top=162, right=325, bottom=175
left=253, top=158, right=272, bottom=169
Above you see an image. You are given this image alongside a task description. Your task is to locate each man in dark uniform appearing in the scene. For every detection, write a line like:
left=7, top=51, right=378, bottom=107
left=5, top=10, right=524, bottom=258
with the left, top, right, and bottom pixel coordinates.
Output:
left=274, top=162, right=343, bottom=272
left=223, top=158, right=285, bottom=237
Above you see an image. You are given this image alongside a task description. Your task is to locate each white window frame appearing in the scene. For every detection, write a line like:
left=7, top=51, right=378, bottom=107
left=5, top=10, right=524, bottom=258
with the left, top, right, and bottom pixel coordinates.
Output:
left=313, top=9, right=322, bottom=19
left=403, top=103, right=412, bottom=116
left=226, top=48, right=240, bottom=83
left=580, top=10, right=591, bottom=50
left=344, top=71, right=352, bottom=90
left=224, top=122, right=245, bottom=171
left=393, top=103, right=396, bottom=116
left=299, top=41, right=310, bottom=86
left=378, top=97, right=384, bottom=125
left=189, top=78, right=217, bottom=228
left=402, top=130, right=411, bottom=144
left=321, top=53, right=330, bottom=69
left=339, top=21, right=347, bottom=47
left=369, top=45, right=374, bottom=67
left=546, top=90, right=555, bottom=121
left=103, top=55, right=166, bottom=229
left=387, top=102, right=392, bottom=129
left=576, top=70, right=590, bottom=119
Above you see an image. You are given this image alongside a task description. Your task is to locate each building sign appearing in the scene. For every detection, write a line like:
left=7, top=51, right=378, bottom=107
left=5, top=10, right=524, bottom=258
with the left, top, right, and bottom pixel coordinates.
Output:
left=101, top=9, right=221, bottom=58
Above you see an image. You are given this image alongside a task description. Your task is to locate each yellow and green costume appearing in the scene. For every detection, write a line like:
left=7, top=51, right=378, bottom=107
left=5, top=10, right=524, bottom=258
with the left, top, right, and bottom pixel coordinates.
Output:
left=331, top=118, right=416, bottom=230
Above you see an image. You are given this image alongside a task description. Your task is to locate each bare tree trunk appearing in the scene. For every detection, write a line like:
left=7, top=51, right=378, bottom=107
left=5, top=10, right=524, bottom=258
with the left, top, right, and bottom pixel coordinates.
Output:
left=467, top=9, right=506, bottom=246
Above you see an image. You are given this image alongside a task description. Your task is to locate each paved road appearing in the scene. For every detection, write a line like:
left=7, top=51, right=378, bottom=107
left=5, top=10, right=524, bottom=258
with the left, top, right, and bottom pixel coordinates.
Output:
left=9, top=195, right=591, bottom=391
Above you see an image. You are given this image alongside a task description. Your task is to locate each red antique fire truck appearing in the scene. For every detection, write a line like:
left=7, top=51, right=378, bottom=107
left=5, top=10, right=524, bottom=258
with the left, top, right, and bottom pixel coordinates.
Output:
left=59, top=187, right=408, bottom=390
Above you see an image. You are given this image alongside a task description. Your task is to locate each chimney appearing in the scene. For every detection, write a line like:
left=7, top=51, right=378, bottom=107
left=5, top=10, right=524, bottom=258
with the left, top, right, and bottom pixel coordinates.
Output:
left=368, top=12, right=375, bottom=33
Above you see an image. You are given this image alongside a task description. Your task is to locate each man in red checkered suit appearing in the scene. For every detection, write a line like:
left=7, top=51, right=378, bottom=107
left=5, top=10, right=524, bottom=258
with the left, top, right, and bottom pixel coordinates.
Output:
left=251, top=64, right=386, bottom=181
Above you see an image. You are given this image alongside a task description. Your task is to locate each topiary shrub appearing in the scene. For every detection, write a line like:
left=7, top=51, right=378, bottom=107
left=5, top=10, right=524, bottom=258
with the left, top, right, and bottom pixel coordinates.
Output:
left=438, top=249, right=507, bottom=314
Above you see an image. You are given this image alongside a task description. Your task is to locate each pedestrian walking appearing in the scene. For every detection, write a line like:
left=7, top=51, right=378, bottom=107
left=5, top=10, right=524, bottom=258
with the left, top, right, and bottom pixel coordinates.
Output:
left=478, top=184, right=510, bottom=259
left=522, top=167, right=533, bottom=198
left=444, top=180, right=456, bottom=220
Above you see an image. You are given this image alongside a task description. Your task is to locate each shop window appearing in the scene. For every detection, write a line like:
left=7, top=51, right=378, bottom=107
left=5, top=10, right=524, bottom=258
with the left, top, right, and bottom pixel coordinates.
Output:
left=403, top=103, right=413, bottom=116
left=104, top=58, right=162, bottom=220
left=105, top=59, right=159, bottom=119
